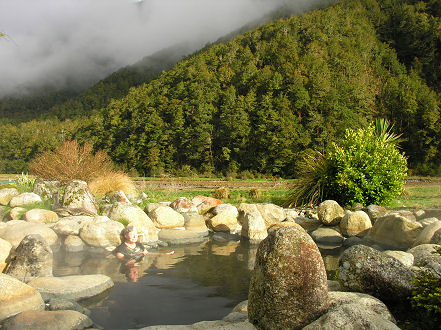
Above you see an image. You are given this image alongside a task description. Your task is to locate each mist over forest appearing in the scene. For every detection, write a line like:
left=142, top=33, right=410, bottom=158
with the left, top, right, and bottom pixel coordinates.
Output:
left=0, top=0, right=329, bottom=97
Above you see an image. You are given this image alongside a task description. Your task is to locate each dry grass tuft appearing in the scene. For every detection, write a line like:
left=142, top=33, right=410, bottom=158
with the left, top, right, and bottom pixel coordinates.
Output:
left=89, top=171, right=137, bottom=196
left=249, top=188, right=262, bottom=200
left=213, top=187, right=230, bottom=199
left=30, top=140, right=114, bottom=184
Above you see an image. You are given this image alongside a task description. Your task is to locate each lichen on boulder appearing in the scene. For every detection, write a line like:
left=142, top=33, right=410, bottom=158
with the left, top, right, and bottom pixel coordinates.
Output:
left=248, top=226, right=329, bottom=329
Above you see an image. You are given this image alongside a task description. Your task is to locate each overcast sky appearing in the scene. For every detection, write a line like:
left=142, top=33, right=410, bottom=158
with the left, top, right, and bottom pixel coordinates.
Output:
left=0, top=0, right=322, bottom=97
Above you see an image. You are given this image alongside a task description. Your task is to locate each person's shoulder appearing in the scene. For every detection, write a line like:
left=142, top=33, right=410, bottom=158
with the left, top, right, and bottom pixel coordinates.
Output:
left=114, top=243, right=127, bottom=254
left=136, top=242, right=145, bottom=249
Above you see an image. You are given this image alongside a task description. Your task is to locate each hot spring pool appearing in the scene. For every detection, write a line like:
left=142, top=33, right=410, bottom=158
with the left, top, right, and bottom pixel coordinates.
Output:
left=53, top=238, right=343, bottom=329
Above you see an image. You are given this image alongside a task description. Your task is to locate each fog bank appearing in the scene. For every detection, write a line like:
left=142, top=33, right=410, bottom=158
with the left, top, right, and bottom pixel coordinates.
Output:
left=0, top=0, right=330, bottom=97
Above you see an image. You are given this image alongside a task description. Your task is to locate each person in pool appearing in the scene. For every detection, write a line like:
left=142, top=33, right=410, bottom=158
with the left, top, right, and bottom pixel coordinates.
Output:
left=115, top=225, right=174, bottom=267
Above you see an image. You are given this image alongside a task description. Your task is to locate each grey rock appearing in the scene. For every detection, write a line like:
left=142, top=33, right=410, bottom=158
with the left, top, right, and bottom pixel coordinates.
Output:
left=310, top=227, right=344, bottom=247
left=0, top=273, right=45, bottom=322
left=303, top=291, right=398, bottom=330
left=338, top=245, right=414, bottom=304
left=2, top=310, right=93, bottom=330
left=28, top=274, right=114, bottom=301
left=46, top=298, right=91, bottom=316
left=366, top=214, right=422, bottom=249
left=248, top=226, right=329, bottom=329
left=62, top=180, right=98, bottom=215
left=317, top=200, right=345, bottom=226
left=9, top=192, right=42, bottom=207
left=5, top=234, right=53, bottom=282
left=0, top=188, right=19, bottom=206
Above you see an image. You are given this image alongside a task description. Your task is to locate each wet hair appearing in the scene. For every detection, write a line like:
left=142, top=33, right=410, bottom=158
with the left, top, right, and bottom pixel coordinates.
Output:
left=120, top=225, right=136, bottom=241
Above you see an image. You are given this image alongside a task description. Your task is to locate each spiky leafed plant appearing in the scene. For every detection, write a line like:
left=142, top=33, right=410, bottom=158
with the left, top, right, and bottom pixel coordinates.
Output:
left=283, top=150, right=330, bottom=208
left=375, top=118, right=404, bottom=146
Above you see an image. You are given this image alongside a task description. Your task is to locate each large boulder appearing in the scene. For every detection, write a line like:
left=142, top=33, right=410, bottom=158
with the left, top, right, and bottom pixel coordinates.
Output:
left=51, top=216, right=94, bottom=236
left=192, top=196, right=222, bottom=213
left=407, top=244, right=441, bottom=277
left=366, top=205, right=388, bottom=224
left=412, top=220, right=441, bottom=247
left=237, top=204, right=267, bottom=244
left=303, top=291, right=398, bottom=329
left=9, top=192, right=42, bottom=207
left=24, top=209, right=59, bottom=224
left=416, top=209, right=441, bottom=221
left=5, top=234, right=53, bottom=282
left=108, top=202, right=158, bottom=242
left=338, top=245, right=414, bottom=304
left=383, top=250, right=414, bottom=267
left=317, top=200, right=345, bottom=226
left=287, top=215, right=322, bottom=232
left=0, top=273, right=45, bottom=322
left=32, top=179, right=56, bottom=200
left=28, top=274, right=114, bottom=301
left=207, top=204, right=239, bottom=233
left=4, top=207, right=26, bottom=221
left=431, top=228, right=441, bottom=244
left=170, top=197, right=198, bottom=213
left=62, top=180, right=98, bottom=215
left=148, top=206, right=185, bottom=229
left=79, top=216, right=124, bottom=249
left=183, top=212, right=208, bottom=233
left=310, top=227, right=344, bottom=247
left=0, top=220, right=59, bottom=249
left=2, top=310, right=93, bottom=330
left=248, top=226, right=329, bottom=329
left=0, top=187, right=19, bottom=205
left=340, top=210, right=372, bottom=237
left=366, top=214, right=422, bottom=249
left=255, top=203, right=286, bottom=228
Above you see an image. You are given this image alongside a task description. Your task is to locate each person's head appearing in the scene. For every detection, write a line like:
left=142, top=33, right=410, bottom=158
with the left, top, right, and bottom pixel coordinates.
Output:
left=121, top=225, right=138, bottom=244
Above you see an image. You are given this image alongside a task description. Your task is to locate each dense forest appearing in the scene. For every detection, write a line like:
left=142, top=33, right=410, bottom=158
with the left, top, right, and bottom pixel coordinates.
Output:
left=1, top=0, right=440, bottom=177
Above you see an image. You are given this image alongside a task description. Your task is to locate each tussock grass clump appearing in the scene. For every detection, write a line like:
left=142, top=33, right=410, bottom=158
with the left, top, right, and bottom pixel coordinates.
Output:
left=89, top=171, right=137, bottom=196
left=284, top=151, right=328, bottom=208
left=249, top=188, right=262, bottom=200
left=213, top=187, right=230, bottom=199
left=30, top=140, right=114, bottom=184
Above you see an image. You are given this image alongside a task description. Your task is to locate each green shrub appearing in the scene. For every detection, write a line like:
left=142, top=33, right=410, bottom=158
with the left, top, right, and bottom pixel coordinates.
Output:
left=410, top=246, right=441, bottom=327
left=325, top=121, right=407, bottom=206
left=285, top=120, right=407, bottom=207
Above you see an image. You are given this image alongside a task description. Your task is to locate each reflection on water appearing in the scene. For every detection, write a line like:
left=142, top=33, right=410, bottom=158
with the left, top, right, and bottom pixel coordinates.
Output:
left=52, top=238, right=342, bottom=329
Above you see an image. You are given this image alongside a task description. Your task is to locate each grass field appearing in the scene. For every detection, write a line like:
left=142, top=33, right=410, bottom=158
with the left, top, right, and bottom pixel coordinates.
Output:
left=136, top=177, right=441, bottom=209
left=2, top=174, right=440, bottom=209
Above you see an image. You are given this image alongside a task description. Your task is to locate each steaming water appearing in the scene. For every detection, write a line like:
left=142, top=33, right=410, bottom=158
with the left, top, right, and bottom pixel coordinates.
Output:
left=53, top=238, right=343, bottom=329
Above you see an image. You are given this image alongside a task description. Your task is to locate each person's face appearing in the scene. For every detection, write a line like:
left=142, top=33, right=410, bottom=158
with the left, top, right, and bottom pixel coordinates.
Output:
left=125, top=229, right=138, bottom=244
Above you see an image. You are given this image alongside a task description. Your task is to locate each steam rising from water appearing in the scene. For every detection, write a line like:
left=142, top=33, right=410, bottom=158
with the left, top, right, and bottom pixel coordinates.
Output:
left=0, top=0, right=327, bottom=97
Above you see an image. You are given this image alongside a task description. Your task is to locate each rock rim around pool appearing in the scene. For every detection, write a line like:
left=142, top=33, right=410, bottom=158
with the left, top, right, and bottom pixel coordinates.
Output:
left=27, top=274, right=114, bottom=301
left=0, top=273, right=45, bottom=322
left=1, top=310, right=93, bottom=330
left=248, top=226, right=329, bottom=329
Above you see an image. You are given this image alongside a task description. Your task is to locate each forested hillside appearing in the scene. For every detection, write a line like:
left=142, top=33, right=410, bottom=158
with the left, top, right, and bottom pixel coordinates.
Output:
left=1, top=0, right=440, bottom=177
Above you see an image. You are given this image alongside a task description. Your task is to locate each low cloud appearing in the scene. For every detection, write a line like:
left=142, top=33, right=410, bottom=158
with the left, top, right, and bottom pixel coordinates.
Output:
left=0, top=0, right=327, bottom=97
